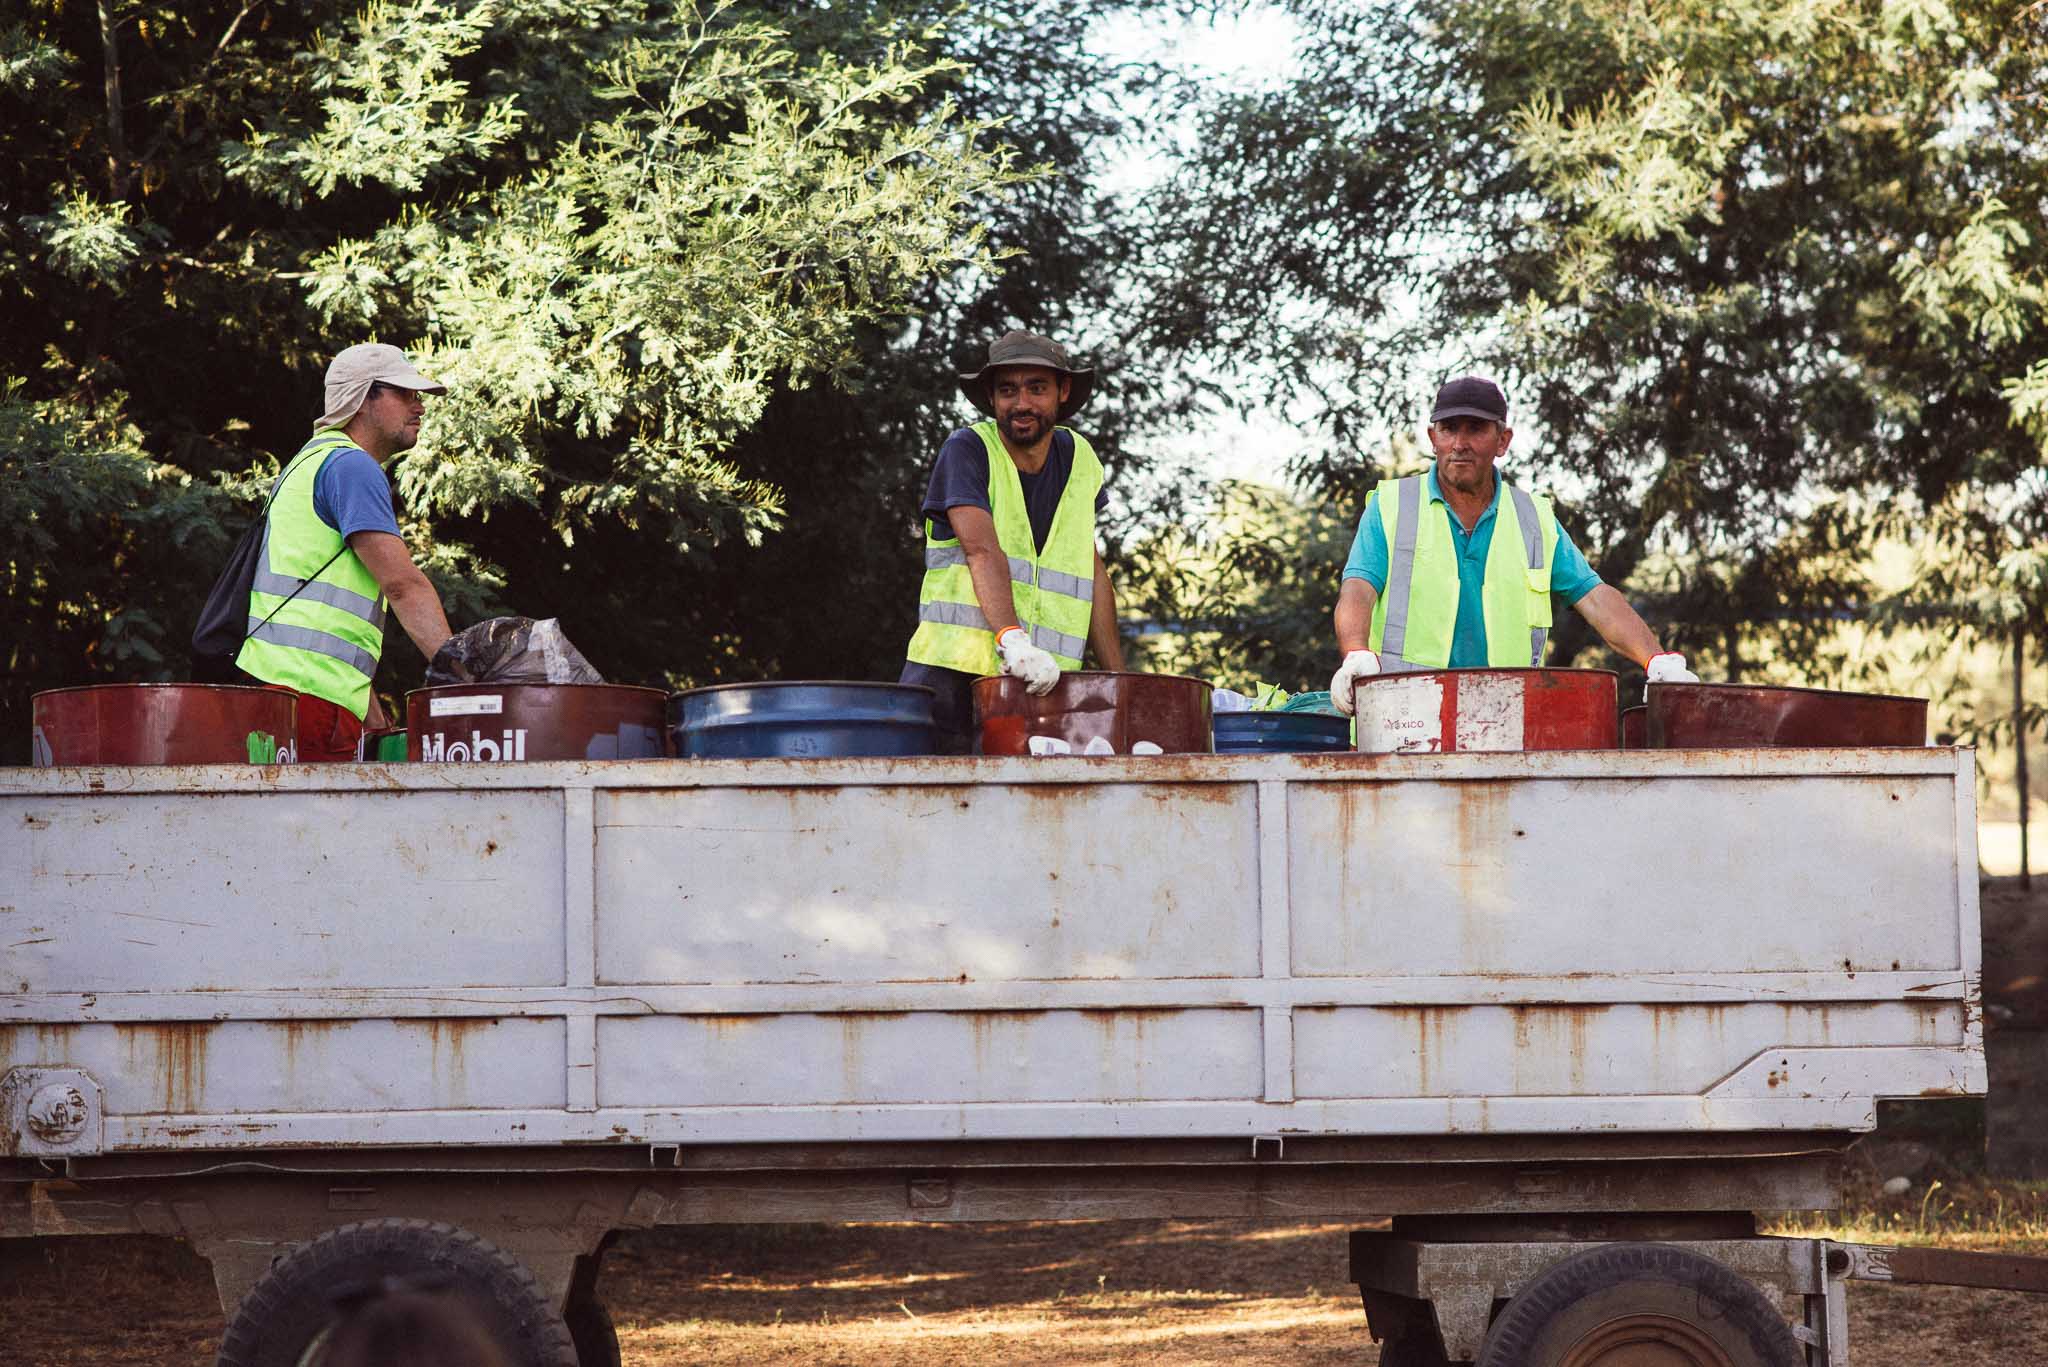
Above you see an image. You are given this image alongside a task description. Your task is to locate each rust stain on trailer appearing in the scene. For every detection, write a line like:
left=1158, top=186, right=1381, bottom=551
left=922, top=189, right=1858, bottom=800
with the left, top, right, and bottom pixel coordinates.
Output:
left=1144, top=781, right=1238, bottom=808
left=1452, top=782, right=1511, bottom=966
left=694, top=1014, right=773, bottom=1039
left=1016, top=783, right=1092, bottom=812
left=1392, top=1007, right=1453, bottom=1095
left=277, top=1018, right=345, bottom=1085
left=409, top=1017, right=498, bottom=1099
left=1506, top=1005, right=1611, bottom=1094
left=0, top=1024, right=81, bottom=1065
left=838, top=1012, right=913, bottom=1096
left=122, top=1021, right=216, bottom=1112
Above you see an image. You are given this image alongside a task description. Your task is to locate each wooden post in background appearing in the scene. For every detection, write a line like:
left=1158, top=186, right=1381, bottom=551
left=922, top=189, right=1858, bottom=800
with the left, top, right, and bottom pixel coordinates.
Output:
left=2017, top=623, right=2031, bottom=890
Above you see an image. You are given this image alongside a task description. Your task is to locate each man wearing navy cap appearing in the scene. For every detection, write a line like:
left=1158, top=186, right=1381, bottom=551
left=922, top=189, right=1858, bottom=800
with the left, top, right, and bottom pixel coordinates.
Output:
left=1328, top=375, right=1696, bottom=713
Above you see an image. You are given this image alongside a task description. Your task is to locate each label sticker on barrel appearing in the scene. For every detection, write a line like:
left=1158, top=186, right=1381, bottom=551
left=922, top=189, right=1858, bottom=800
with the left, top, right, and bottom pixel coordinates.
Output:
left=1453, top=673, right=1524, bottom=752
left=1356, top=674, right=1446, bottom=753
left=430, top=695, right=503, bottom=716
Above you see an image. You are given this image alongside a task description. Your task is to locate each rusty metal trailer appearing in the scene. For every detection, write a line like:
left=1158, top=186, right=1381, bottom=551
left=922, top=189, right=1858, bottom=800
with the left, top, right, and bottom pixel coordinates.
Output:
left=0, top=747, right=2015, bottom=1364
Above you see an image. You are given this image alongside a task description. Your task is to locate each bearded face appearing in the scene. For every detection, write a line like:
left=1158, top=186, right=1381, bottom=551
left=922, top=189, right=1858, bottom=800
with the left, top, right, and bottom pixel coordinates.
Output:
left=989, top=366, right=1070, bottom=449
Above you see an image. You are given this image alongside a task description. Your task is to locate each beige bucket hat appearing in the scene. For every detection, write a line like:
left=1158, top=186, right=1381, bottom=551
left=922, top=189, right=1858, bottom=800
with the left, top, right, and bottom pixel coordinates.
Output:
left=317, top=343, right=449, bottom=431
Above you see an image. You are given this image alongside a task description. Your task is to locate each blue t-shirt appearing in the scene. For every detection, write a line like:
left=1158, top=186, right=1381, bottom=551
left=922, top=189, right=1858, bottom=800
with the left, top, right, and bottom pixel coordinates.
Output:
left=1342, top=468, right=1602, bottom=668
left=309, top=444, right=402, bottom=539
left=921, top=427, right=1108, bottom=553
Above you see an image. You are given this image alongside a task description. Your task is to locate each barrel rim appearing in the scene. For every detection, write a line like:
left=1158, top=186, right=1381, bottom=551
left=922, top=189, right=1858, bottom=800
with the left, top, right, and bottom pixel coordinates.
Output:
left=971, top=669, right=1213, bottom=695
left=1356, top=667, right=1621, bottom=683
left=671, top=680, right=936, bottom=700
left=31, top=682, right=298, bottom=702
left=405, top=682, right=671, bottom=701
left=1649, top=680, right=1928, bottom=707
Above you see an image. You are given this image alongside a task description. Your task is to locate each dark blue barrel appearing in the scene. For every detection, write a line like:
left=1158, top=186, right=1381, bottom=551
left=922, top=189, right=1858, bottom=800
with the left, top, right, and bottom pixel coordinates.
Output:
left=1212, top=711, right=1352, bottom=754
left=669, top=682, right=935, bottom=758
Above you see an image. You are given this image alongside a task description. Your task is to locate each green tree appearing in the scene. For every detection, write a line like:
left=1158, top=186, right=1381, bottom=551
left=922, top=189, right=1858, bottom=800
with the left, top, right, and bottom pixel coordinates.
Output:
left=643, top=0, right=1207, bottom=692
left=3, top=0, right=1029, bottom=758
left=1145, top=0, right=2048, bottom=687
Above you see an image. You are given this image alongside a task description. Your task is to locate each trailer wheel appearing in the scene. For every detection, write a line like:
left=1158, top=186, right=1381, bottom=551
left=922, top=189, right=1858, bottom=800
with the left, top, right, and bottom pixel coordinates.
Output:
left=1473, top=1243, right=1800, bottom=1367
left=213, top=1218, right=577, bottom=1367
left=565, top=1293, right=621, bottom=1367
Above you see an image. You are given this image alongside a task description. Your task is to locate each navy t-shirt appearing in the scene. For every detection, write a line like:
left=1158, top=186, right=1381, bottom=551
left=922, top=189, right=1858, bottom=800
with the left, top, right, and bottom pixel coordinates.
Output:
left=921, top=427, right=1108, bottom=552
left=904, top=427, right=1109, bottom=747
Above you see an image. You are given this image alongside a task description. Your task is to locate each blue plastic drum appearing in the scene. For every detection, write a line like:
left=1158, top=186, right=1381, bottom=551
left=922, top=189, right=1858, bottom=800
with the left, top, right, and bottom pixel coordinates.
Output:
left=1212, top=711, right=1352, bottom=754
left=669, top=681, right=936, bottom=758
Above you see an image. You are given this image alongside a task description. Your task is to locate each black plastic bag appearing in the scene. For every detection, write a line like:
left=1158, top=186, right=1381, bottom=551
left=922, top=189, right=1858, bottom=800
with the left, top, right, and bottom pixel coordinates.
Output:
left=424, top=617, right=603, bottom=686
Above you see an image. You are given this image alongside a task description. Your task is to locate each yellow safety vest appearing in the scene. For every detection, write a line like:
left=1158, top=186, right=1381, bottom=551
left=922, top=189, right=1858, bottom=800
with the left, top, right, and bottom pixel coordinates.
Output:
left=906, top=421, right=1101, bottom=675
left=1367, top=474, right=1557, bottom=670
left=235, top=430, right=388, bottom=718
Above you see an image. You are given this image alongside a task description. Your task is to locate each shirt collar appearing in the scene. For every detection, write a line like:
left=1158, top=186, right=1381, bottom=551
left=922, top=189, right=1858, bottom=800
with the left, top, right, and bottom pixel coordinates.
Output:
left=1424, top=464, right=1503, bottom=523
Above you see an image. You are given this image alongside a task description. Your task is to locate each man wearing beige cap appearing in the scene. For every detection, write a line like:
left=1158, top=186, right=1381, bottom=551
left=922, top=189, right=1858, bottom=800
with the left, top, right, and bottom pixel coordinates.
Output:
left=902, top=329, right=1125, bottom=752
left=235, top=343, right=457, bottom=760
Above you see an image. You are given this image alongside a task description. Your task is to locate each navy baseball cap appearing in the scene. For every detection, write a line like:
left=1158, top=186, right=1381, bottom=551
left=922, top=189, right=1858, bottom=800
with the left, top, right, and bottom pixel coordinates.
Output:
left=1430, top=375, right=1508, bottom=424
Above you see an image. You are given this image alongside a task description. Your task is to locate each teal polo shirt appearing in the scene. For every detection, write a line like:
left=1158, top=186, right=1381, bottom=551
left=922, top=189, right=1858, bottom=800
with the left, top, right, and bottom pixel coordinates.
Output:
left=1342, top=467, right=1603, bottom=667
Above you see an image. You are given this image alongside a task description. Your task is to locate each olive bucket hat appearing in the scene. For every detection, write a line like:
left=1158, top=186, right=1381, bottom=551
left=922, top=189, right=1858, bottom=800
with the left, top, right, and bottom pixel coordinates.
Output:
left=957, top=330, right=1095, bottom=421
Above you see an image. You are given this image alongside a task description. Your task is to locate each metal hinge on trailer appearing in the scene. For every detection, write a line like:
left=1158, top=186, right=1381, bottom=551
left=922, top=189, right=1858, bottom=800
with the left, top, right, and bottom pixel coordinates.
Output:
left=0, top=1068, right=103, bottom=1159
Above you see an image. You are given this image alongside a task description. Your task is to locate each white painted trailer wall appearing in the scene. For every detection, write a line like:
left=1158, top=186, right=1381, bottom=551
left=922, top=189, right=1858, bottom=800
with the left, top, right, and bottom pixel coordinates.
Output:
left=0, top=748, right=1983, bottom=1159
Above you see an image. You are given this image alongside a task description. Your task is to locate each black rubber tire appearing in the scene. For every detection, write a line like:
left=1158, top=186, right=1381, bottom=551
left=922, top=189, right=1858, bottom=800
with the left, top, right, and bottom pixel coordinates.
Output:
left=565, top=1294, right=622, bottom=1367
left=1473, top=1242, right=1801, bottom=1367
left=214, top=1218, right=578, bottom=1367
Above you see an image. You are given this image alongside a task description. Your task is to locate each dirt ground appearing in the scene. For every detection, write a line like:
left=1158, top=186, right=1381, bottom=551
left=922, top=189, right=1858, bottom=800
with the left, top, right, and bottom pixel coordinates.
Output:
left=5, top=1213, right=2048, bottom=1365
left=6, top=877, right=2045, bottom=1364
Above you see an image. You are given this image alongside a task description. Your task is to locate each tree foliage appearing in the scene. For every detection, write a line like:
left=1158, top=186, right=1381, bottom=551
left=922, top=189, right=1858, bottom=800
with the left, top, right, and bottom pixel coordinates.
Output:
left=1145, top=0, right=2048, bottom=687
left=2, top=0, right=1089, bottom=759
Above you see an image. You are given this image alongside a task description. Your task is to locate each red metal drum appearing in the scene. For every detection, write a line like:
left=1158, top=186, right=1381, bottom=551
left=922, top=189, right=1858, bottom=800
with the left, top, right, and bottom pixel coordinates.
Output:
left=30, top=683, right=297, bottom=766
left=1352, top=668, right=1619, bottom=754
left=1620, top=704, right=1648, bottom=750
left=974, top=671, right=1213, bottom=755
left=1648, top=682, right=1927, bottom=748
left=407, top=684, right=669, bottom=762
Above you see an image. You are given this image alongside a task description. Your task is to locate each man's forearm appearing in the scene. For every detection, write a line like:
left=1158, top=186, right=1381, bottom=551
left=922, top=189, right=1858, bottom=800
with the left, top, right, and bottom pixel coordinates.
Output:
left=386, top=577, right=453, bottom=662
left=1572, top=584, right=1662, bottom=666
left=1089, top=556, right=1124, bottom=671
left=964, top=545, right=1021, bottom=635
left=1334, top=580, right=1378, bottom=653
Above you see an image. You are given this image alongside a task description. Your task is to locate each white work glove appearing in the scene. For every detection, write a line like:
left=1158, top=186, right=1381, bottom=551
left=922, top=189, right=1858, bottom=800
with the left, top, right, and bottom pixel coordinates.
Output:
left=1329, top=649, right=1381, bottom=716
left=1644, top=651, right=1699, bottom=701
left=996, top=626, right=1061, bottom=695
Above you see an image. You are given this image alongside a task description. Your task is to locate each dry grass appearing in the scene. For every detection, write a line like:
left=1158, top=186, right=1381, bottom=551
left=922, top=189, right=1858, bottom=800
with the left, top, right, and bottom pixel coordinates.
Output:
left=601, top=1219, right=1371, bottom=1365
left=7, top=1209, right=2048, bottom=1365
left=1766, top=1171, right=2048, bottom=1253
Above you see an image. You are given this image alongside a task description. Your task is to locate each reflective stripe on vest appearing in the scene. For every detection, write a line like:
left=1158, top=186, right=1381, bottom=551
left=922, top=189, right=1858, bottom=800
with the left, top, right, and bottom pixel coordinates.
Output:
left=905, top=422, right=1102, bottom=675
left=234, top=430, right=389, bottom=719
left=1369, top=473, right=1556, bottom=671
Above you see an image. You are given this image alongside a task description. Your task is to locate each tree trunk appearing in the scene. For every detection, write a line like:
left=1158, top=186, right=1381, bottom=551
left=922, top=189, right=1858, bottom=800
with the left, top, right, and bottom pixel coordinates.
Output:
left=98, top=0, right=130, bottom=202
left=2017, top=623, right=2030, bottom=890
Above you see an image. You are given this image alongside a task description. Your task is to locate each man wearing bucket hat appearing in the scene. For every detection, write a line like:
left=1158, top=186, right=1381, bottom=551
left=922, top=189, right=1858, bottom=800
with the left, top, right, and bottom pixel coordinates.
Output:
left=1328, top=375, right=1697, bottom=713
left=235, top=343, right=458, bottom=761
left=901, top=329, right=1126, bottom=752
